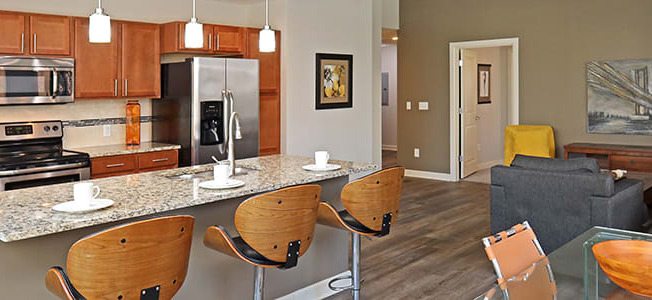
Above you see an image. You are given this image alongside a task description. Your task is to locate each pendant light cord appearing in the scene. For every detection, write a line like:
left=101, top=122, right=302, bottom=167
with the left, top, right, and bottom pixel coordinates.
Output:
left=98, top=0, right=102, bottom=9
left=192, top=0, right=196, bottom=19
left=265, top=0, right=269, bottom=26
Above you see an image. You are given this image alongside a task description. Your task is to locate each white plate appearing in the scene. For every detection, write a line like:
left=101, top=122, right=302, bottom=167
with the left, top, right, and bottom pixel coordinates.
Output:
left=52, top=199, right=114, bottom=213
left=199, top=179, right=246, bottom=190
left=302, top=164, right=342, bottom=172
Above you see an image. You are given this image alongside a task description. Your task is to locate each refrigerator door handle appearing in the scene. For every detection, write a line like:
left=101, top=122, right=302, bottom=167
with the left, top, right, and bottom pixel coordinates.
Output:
left=220, top=89, right=229, bottom=155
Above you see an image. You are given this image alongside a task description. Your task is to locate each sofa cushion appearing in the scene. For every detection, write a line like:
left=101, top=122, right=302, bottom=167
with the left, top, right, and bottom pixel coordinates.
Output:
left=510, top=155, right=600, bottom=173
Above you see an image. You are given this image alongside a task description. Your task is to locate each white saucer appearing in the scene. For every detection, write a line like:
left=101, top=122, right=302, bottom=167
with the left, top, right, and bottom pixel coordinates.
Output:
left=199, top=179, right=246, bottom=190
left=52, top=199, right=114, bottom=213
left=302, top=164, right=341, bottom=172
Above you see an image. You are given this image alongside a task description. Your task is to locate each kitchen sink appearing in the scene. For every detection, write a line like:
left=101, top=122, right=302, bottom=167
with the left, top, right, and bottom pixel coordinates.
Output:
left=166, top=166, right=258, bottom=180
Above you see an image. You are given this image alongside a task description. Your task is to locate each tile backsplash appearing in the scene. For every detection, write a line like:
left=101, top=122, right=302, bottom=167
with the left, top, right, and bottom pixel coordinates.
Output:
left=0, top=98, right=153, bottom=148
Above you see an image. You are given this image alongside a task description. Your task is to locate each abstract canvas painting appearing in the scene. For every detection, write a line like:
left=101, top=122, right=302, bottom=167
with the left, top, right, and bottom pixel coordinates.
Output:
left=316, top=53, right=353, bottom=110
left=588, top=59, right=652, bottom=135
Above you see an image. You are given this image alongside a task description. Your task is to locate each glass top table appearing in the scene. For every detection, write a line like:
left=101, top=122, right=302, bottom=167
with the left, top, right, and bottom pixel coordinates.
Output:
left=474, top=226, right=652, bottom=300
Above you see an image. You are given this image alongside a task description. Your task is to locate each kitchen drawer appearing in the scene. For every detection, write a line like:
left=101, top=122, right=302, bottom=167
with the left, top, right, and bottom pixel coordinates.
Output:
left=138, top=150, right=178, bottom=170
left=91, top=154, right=137, bottom=178
left=610, top=155, right=652, bottom=172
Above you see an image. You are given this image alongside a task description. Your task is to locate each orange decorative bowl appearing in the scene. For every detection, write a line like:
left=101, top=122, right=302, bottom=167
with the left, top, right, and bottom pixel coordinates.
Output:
left=592, top=240, right=652, bottom=297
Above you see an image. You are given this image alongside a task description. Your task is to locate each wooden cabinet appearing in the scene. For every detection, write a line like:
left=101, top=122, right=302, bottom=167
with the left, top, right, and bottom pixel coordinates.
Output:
left=74, top=18, right=120, bottom=98
left=160, top=22, right=245, bottom=55
left=213, top=25, right=245, bottom=53
left=90, top=150, right=178, bottom=179
left=246, top=28, right=281, bottom=156
left=29, top=15, right=72, bottom=56
left=564, top=143, right=652, bottom=172
left=0, top=11, right=27, bottom=55
left=74, top=20, right=160, bottom=99
left=121, top=22, right=160, bottom=98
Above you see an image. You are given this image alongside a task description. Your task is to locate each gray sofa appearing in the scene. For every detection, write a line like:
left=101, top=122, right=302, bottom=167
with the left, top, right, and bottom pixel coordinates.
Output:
left=490, top=155, right=648, bottom=253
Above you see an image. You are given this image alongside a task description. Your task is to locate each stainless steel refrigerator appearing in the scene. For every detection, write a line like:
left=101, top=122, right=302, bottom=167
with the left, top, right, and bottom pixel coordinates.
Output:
left=153, top=57, right=259, bottom=167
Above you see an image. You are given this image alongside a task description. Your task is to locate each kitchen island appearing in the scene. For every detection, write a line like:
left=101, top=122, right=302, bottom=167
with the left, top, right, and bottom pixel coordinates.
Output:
left=0, top=154, right=377, bottom=299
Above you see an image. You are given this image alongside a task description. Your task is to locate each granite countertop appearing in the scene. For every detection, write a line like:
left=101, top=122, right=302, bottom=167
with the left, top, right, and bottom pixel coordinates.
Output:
left=0, top=154, right=378, bottom=242
left=70, top=142, right=181, bottom=158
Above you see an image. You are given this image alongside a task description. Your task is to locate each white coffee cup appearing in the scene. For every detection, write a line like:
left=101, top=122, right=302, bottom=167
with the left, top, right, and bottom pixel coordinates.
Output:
left=315, top=151, right=330, bottom=168
left=214, top=164, right=230, bottom=185
left=73, top=182, right=100, bottom=208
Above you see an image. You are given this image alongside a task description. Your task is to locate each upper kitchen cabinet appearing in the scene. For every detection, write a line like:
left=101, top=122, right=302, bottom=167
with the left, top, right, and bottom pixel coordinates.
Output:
left=213, top=25, right=245, bottom=54
left=74, top=18, right=120, bottom=98
left=246, top=28, right=281, bottom=156
left=0, top=11, right=27, bottom=55
left=121, top=22, right=160, bottom=98
left=160, top=22, right=245, bottom=55
left=29, top=15, right=73, bottom=56
left=160, top=22, right=213, bottom=53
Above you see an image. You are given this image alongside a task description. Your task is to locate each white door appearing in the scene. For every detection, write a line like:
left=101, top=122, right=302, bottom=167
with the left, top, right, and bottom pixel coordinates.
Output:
left=461, top=49, right=479, bottom=178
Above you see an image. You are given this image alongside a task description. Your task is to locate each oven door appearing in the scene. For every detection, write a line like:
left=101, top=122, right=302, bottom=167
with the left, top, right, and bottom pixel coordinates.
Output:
left=0, top=167, right=90, bottom=192
left=0, top=59, right=74, bottom=105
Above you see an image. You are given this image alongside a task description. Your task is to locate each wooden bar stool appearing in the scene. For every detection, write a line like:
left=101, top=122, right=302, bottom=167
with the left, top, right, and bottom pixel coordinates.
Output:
left=45, top=215, right=195, bottom=300
left=317, top=167, right=405, bottom=300
left=203, top=185, right=322, bottom=300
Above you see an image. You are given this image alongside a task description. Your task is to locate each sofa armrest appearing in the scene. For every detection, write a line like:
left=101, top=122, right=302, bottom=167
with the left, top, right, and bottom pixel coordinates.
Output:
left=591, top=179, right=647, bottom=230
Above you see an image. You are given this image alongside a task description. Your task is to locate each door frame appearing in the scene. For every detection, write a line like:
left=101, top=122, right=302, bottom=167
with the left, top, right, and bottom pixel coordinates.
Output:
left=449, top=37, right=520, bottom=181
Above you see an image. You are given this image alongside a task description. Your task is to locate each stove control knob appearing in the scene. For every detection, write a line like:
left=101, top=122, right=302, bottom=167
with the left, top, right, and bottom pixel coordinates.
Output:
left=43, top=126, right=51, bottom=132
left=52, top=125, right=59, bottom=131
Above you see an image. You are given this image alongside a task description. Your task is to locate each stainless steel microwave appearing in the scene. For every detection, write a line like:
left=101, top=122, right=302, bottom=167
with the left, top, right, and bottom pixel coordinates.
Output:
left=0, top=57, right=74, bottom=105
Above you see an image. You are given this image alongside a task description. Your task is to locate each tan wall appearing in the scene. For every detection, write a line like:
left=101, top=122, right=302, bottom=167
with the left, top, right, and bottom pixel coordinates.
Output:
left=398, top=0, right=652, bottom=173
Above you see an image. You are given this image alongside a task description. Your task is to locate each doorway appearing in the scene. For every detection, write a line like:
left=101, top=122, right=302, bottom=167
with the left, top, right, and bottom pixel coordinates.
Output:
left=449, top=38, right=520, bottom=182
left=382, top=28, right=399, bottom=169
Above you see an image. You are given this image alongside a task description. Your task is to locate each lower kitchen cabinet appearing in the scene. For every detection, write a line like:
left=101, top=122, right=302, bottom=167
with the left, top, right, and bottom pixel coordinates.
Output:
left=90, top=150, right=178, bottom=179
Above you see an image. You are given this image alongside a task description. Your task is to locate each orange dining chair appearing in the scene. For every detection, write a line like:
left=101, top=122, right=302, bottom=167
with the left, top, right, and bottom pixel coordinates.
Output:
left=482, top=221, right=557, bottom=300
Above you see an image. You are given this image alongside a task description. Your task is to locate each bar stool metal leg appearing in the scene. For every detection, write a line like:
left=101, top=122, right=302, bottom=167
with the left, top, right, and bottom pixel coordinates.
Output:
left=352, top=232, right=361, bottom=300
left=254, top=266, right=265, bottom=300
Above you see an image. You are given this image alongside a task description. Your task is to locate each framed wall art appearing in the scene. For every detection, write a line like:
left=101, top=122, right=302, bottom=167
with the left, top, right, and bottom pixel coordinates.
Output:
left=478, top=64, right=491, bottom=104
left=316, top=53, right=353, bottom=110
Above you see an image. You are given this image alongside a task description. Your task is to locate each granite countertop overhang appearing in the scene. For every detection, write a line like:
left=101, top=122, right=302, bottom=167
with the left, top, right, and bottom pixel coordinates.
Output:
left=0, top=154, right=378, bottom=242
left=69, top=142, right=181, bottom=158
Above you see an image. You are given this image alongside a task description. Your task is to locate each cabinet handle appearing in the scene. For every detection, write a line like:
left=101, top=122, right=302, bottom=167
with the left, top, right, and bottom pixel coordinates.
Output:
left=124, top=78, right=128, bottom=96
left=152, top=158, right=169, bottom=163
left=33, top=34, right=37, bottom=53
left=114, top=79, right=118, bottom=97
left=215, top=34, right=219, bottom=50
left=106, top=163, right=125, bottom=168
left=208, top=33, right=212, bottom=50
left=20, top=33, right=24, bottom=53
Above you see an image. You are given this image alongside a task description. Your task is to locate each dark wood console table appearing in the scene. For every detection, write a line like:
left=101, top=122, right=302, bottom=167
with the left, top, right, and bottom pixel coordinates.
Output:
left=564, top=143, right=652, bottom=172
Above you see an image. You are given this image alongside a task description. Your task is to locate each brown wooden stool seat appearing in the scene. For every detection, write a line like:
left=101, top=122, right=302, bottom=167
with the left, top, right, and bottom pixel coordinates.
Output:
left=203, top=184, right=322, bottom=300
left=45, top=215, right=195, bottom=300
left=316, top=167, right=405, bottom=300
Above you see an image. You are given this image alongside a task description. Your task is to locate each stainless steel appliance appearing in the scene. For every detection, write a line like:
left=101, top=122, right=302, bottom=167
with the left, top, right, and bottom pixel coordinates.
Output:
left=153, top=57, right=259, bottom=167
left=0, top=121, right=90, bottom=192
left=0, top=57, right=74, bottom=105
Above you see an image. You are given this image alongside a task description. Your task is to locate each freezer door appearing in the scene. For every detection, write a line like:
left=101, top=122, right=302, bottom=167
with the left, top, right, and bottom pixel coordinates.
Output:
left=193, top=57, right=227, bottom=165
left=226, top=58, right=260, bottom=159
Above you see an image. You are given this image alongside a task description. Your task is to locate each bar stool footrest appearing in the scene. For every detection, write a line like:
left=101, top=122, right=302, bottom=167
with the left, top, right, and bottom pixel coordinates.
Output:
left=328, top=275, right=353, bottom=291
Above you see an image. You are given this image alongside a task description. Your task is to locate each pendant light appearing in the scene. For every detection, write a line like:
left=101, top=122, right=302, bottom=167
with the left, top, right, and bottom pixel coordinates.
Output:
left=259, top=0, right=276, bottom=53
left=89, top=0, right=111, bottom=43
left=185, top=0, right=204, bottom=48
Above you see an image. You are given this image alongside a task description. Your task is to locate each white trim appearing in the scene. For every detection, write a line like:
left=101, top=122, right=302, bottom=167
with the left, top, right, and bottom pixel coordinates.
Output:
left=405, top=169, right=456, bottom=182
left=449, top=37, right=520, bottom=182
left=382, top=144, right=398, bottom=151
left=478, top=160, right=503, bottom=170
left=275, top=270, right=351, bottom=300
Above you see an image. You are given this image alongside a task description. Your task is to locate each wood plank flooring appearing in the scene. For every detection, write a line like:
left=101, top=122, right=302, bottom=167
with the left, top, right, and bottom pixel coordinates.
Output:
left=327, top=173, right=496, bottom=299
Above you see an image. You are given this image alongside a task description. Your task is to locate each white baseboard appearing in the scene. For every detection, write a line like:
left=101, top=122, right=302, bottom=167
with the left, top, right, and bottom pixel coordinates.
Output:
left=382, top=144, right=397, bottom=151
left=405, top=169, right=457, bottom=182
left=478, top=160, right=503, bottom=170
left=276, top=270, right=351, bottom=300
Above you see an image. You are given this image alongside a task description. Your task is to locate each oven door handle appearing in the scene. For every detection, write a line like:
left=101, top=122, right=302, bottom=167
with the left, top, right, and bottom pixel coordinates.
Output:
left=0, top=162, right=87, bottom=177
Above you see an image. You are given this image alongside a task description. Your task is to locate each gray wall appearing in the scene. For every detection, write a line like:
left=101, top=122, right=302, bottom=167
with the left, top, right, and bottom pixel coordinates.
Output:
left=399, top=0, right=652, bottom=173
left=382, top=44, right=398, bottom=149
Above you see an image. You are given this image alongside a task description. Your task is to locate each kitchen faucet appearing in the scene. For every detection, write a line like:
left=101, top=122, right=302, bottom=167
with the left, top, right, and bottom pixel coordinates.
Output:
left=227, top=111, right=242, bottom=176
left=210, top=90, right=243, bottom=176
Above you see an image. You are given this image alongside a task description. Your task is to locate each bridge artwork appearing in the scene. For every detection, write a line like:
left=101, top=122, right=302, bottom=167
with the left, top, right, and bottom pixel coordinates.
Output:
left=588, top=59, right=652, bottom=135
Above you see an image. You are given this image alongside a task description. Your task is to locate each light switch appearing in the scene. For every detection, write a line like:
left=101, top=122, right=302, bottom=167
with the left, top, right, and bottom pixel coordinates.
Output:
left=418, top=102, right=429, bottom=111
left=103, top=125, right=111, bottom=137
left=414, top=148, right=420, bottom=158
left=406, top=101, right=412, bottom=111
